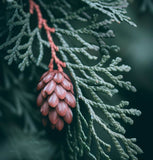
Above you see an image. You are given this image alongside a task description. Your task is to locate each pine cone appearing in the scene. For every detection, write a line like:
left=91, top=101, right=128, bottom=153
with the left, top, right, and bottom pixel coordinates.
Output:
left=37, top=70, right=76, bottom=131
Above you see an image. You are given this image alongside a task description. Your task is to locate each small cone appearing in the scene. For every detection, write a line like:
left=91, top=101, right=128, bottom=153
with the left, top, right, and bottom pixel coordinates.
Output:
left=37, top=70, right=76, bottom=131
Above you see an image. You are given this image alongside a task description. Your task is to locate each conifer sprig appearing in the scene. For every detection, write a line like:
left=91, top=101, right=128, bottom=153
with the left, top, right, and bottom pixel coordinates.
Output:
left=0, top=0, right=142, bottom=159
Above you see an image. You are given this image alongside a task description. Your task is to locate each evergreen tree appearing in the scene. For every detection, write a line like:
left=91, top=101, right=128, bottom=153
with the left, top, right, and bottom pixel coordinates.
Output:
left=0, top=0, right=143, bottom=159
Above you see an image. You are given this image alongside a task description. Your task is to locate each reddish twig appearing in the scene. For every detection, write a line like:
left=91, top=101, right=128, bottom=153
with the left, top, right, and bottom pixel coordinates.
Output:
left=29, top=0, right=66, bottom=72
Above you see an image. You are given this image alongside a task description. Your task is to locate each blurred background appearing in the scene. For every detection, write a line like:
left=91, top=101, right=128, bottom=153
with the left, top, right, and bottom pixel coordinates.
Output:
left=113, top=0, right=153, bottom=159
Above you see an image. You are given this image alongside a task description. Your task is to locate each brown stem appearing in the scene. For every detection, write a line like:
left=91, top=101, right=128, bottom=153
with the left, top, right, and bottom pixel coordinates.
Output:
left=29, top=0, right=66, bottom=72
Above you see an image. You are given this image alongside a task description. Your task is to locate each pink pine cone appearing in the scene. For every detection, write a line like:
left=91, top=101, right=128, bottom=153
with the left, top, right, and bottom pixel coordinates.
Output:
left=37, top=70, right=76, bottom=131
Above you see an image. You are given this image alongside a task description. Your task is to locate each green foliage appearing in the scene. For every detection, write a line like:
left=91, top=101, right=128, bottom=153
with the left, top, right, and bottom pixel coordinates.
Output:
left=0, top=0, right=142, bottom=160
left=0, top=62, right=38, bottom=131
left=0, top=125, right=56, bottom=160
left=81, top=0, right=136, bottom=26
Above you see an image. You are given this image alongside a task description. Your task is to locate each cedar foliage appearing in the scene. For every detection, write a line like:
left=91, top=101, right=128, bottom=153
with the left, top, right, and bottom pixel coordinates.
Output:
left=0, top=0, right=143, bottom=160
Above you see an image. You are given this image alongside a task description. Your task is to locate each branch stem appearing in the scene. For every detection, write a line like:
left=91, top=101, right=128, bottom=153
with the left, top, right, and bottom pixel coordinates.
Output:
left=29, top=0, right=66, bottom=72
